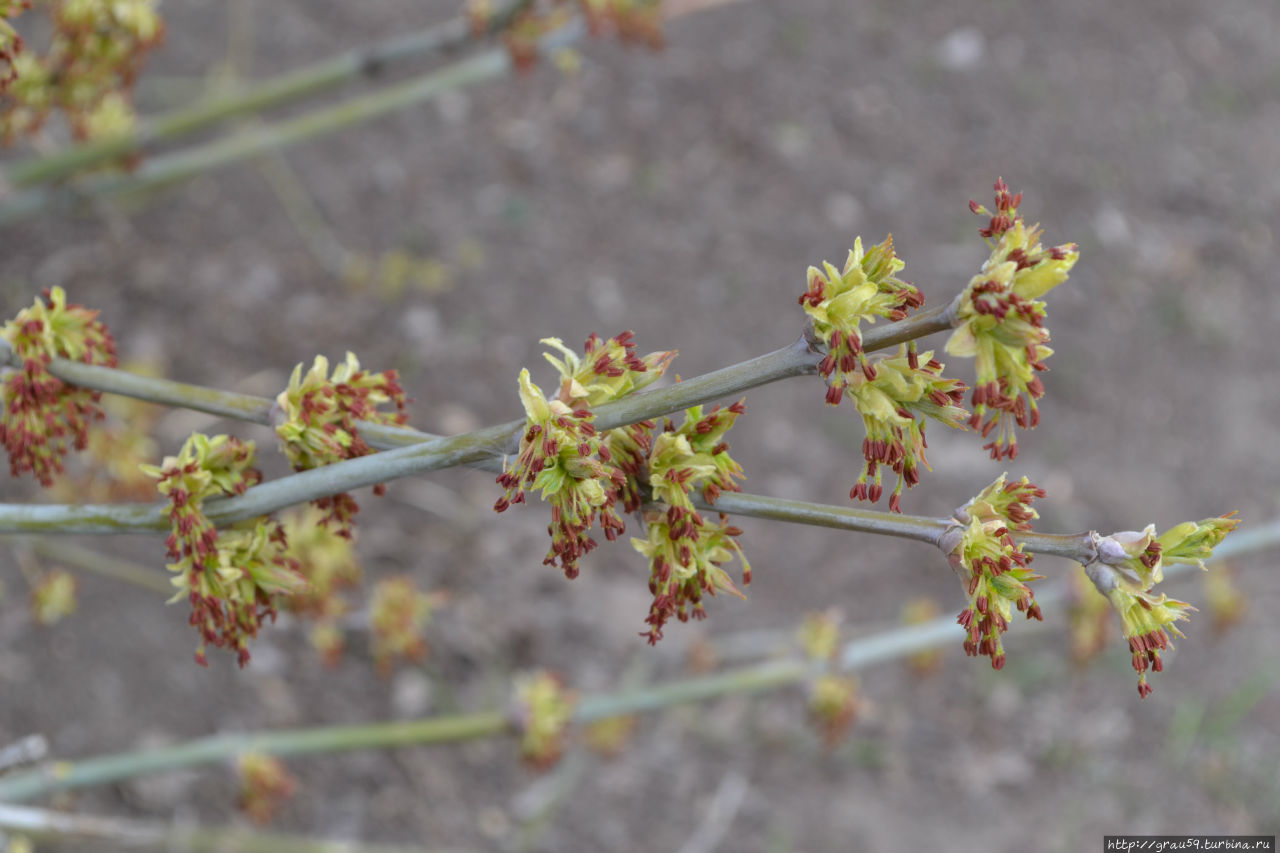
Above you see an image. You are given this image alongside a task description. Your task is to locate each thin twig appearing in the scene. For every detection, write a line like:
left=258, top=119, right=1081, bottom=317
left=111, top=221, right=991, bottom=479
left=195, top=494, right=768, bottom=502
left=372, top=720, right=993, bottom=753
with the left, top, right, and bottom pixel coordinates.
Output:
left=0, top=802, right=447, bottom=852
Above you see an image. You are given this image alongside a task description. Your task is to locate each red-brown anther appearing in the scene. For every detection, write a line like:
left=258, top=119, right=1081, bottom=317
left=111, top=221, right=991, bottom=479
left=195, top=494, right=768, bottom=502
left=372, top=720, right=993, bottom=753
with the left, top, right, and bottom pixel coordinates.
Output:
left=991, top=654, right=1006, bottom=671
left=861, top=359, right=877, bottom=381
left=868, top=482, right=883, bottom=503
left=967, top=574, right=981, bottom=596
left=888, top=492, right=902, bottom=513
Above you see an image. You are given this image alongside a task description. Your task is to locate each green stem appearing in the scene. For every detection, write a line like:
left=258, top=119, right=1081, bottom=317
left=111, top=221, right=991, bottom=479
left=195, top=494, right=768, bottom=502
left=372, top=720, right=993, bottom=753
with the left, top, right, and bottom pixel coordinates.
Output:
left=699, top=492, right=948, bottom=546
left=0, top=803, right=437, bottom=853
left=14, top=537, right=172, bottom=593
left=4, top=518, right=1275, bottom=805
left=5, top=1, right=532, bottom=188
left=0, top=22, right=582, bottom=225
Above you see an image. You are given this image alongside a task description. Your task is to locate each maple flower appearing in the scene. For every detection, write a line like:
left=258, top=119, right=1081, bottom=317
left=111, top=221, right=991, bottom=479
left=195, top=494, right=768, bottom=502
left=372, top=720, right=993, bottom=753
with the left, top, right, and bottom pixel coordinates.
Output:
left=843, top=345, right=968, bottom=511
left=237, top=754, right=297, bottom=826
left=632, top=402, right=751, bottom=643
left=539, top=331, right=674, bottom=409
left=494, top=369, right=626, bottom=579
left=140, top=433, right=306, bottom=667
left=946, top=179, right=1080, bottom=460
left=2, top=0, right=163, bottom=146
left=0, top=287, right=117, bottom=486
left=368, top=575, right=439, bottom=675
left=273, top=352, right=408, bottom=538
left=0, top=1, right=31, bottom=89
left=30, top=568, right=77, bottom=626
left=513, top=671, right=577, bottom=770
left=1086, top=514, right=1240, bottom=697
left=943, top=474, right=1046, bottom=670
left=800, top=235, right=924, bottom=392
left=279, top=506, right=363, bottom=666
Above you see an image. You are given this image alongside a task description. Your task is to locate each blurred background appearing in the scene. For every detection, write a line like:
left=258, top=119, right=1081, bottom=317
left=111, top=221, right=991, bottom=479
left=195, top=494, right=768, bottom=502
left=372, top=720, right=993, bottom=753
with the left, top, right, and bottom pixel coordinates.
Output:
left=1, top=0, right=1279, bottom=850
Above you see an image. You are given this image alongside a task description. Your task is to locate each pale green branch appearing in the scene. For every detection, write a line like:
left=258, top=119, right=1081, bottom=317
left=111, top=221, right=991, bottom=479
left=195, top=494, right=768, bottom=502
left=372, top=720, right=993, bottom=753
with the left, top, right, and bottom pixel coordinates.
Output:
left=4, top=1, right=532, bottom=189
left=0, top=802, right=449, bottom=852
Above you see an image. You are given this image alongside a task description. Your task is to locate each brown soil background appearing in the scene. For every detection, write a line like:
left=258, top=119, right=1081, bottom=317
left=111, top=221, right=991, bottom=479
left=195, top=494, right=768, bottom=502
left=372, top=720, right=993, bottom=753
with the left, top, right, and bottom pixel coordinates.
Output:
left=2, top=1, right=1280, bottom=850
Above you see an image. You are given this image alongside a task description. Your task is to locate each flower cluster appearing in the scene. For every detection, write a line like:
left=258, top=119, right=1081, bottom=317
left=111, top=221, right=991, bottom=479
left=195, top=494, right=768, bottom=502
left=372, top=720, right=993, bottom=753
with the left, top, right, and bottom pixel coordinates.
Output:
left=498, top=3, right=575, bottom=72
left=279, top=505, right=363, bottom=666
left=272, top=352, right=408, bottom=538
left=945, top=179, right=1080, bottom=460
left=236, top=754, right=297, bottom=826
left=512, top=670, right=577, bottom=770
left=800, top=235, right=924, bottom=393
left=30, top=567, right=77, bottom=626
left=0, top=0, right=30, bottom=89
left=632, top=402, right=751, bottom=643
left=580, top=0, right=666, bottom=48
left=944, top=474, right=1046, bottom=670
left=842, top=345, right=967, bottom=512
left=140, top=433, right=306, bottom=667
left=1085, top=514, right=1239, bottom=697
left=495, top=368, right=626, bottom=578
left=0, top=287, right=118, bottom=487
left=368, top=575, right=439, bottom=675
left=494, top=332, right=673, bottom=580
left=796, top=611, right=863, bottom=745
left=0, top=0, right=164, bottom=147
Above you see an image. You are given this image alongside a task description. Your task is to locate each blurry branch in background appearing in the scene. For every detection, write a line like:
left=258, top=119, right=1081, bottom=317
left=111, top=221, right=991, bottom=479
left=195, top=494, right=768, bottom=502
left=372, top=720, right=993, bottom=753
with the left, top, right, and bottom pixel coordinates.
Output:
left=0, top=0, right=759, bottom=224
left=0, top=801, right=445, bottom=853
left=0, top=520, right=1274, bottom=805
left=3, top=0, right=534, bottom=188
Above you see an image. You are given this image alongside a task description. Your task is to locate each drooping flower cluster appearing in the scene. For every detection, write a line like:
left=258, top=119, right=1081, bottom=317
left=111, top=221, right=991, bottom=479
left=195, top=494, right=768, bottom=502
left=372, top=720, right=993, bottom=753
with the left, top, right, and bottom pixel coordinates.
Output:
left=512, top=670, right=577, bottom=770
left=0, top=287, right=118, bottom=487
left=272, top=352, right=408, bottom=538
left=632, top=402, right=751, bottom=643
left=0, top=0, right=164, bottom=146
left=236, top=754, right=297, bottom=826
left=945, top=179, right=1080, bottom=460
left=494, top=332, right=673, bottom=580
left=495, top=368, right=627, bottom=578
left=1085, top=514, right=1239, bottom=697
left=279, top=505, right=363, bottom=666
left=798, top=237, right=971, bottom=510
left=944, top=474, right=1046, bottom=670
left=842, top=345, right=967, bottom=512
left=368, top=575, right=440, bottom=675
left=140, top=433, right=306, bottom=667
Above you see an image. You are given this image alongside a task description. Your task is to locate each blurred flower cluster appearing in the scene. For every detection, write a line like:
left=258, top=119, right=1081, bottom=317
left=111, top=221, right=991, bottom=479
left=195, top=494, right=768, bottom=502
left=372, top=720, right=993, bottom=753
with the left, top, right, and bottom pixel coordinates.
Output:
left=0, top=0, right=163, bottom=148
